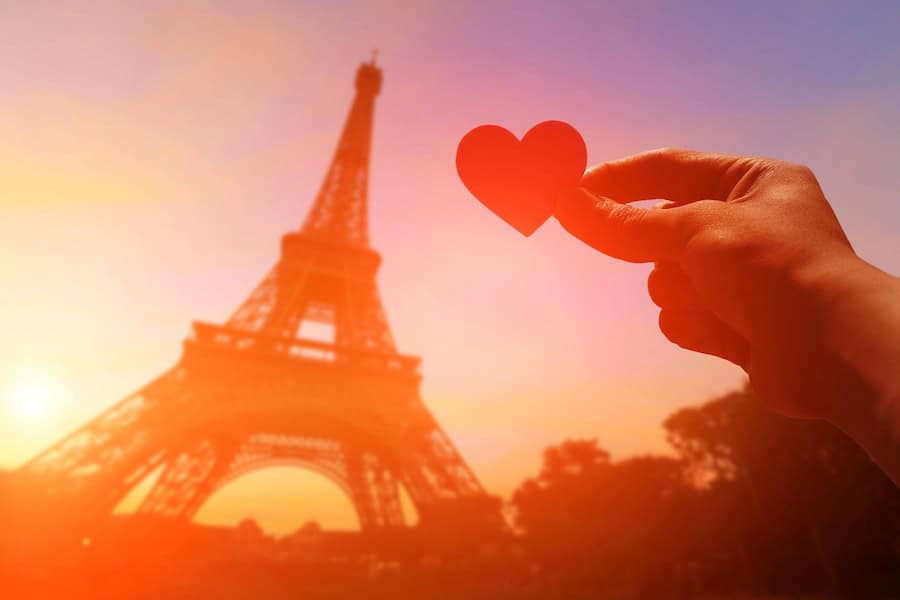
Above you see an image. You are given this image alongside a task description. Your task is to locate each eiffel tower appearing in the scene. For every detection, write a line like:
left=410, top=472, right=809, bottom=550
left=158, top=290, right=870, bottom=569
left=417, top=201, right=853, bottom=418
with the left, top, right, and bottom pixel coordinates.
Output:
left=11, top=59, right=488, bottom=541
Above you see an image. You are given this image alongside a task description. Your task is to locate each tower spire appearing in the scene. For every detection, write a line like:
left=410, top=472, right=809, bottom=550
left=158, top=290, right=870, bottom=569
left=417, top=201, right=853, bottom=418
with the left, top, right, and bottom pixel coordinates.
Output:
left=300, top=59, right=383, bottom=247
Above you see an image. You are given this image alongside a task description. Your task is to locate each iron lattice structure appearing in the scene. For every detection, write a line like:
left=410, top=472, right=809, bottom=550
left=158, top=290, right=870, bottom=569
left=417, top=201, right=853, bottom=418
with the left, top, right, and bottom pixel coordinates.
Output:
left=14, top=60, right=486, bottom=537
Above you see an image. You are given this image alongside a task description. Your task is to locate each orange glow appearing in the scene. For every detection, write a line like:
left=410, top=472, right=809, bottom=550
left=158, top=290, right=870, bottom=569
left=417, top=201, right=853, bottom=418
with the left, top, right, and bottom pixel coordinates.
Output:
left=7, top=380, right=51, bottom=424
left=2, top=367, right=71, bottom=428
left=1, top=1, right=898, bottom=540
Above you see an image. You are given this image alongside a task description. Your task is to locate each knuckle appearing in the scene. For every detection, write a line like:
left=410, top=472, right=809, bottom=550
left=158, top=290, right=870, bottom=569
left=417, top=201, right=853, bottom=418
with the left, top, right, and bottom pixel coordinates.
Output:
left=681, top=221, right=751, bottom=268
left=699, top=227, right=744, bottom=253
left=769, top=160, right=817, bottom=183
left=659, top=311, right=707, bottom=352
left=655, top=146, right=690, bottom=158
left=657, top=311, right=682, bottom=344
left=646, top=146, right=683, bottom=165
left=786, top=162, right=815, bottom=178
left=673, top=209, right=702, bottom=240
left=677, top=202, right=722, bottom=252
left=647, top=270, right=665, bottom=306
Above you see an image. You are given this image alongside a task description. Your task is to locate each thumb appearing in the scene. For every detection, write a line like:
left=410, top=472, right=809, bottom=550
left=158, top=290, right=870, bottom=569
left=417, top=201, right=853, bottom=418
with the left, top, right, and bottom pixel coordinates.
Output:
left=554, top=187, right=692, bottom=263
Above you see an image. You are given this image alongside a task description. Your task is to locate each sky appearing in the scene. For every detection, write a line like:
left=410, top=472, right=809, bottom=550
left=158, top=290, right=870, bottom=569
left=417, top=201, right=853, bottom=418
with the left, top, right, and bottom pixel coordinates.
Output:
left=1, top=0, right=899, bottom=533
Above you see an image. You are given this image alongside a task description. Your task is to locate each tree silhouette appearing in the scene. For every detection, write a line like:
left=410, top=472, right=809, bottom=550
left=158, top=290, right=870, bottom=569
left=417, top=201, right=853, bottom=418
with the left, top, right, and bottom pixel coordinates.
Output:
left=511, top=439, right=694, bottom=597
left=512, top=386, right=900, bottom=598
left=664, top=384, right=900, bottom=596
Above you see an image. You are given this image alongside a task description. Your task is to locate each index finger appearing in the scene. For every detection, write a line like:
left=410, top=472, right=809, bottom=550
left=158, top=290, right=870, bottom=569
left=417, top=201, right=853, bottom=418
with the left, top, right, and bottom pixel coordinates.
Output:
left=582, top=147, right=747, bottom=205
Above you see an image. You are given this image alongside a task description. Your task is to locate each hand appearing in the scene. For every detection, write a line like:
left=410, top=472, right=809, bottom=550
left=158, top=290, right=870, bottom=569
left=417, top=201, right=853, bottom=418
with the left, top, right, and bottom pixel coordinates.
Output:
left=554, top=148, right=900, bottom=482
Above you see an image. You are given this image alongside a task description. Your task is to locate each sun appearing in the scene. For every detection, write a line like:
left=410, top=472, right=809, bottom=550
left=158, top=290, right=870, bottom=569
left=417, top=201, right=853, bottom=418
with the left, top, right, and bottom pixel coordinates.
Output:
left=7, top=377, right=54, bottom=423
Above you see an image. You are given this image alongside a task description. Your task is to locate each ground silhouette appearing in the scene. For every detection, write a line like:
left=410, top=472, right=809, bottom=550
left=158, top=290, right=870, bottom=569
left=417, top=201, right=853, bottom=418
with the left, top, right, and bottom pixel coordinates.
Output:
left=3, top=384, right=897, bottom=599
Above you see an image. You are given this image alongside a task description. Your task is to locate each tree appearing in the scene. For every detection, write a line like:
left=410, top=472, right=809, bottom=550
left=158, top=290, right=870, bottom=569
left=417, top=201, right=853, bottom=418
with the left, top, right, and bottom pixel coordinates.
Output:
left=512, top=387, right=900, bottom=598
left=664, top=384, right=900, bottom=596
left=511, top=439, right=692, bottom=597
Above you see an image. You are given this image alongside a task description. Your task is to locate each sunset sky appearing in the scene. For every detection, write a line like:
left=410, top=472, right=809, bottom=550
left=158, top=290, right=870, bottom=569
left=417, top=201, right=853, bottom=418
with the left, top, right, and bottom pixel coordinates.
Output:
left=2, top=1, right=899, bottom=533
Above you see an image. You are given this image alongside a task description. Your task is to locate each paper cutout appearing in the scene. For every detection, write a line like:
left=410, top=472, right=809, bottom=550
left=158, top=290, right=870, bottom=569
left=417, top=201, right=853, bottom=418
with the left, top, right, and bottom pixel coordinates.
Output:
left=456, top=120, right=586, bottom=236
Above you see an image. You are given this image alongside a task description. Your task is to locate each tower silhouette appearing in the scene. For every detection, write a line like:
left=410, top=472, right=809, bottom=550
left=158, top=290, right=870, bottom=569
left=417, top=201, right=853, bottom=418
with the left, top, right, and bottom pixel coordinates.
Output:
left=14, top=60, right=487, bottom=537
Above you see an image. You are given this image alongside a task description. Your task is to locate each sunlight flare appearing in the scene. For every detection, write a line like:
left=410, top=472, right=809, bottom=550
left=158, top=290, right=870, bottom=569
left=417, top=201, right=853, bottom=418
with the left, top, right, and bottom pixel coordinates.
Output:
left=5, top=370, right=64, bottom=424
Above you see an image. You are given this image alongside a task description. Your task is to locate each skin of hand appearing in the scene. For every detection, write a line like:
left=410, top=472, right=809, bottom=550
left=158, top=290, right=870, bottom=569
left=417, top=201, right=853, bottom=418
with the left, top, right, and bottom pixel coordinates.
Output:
left=554, top=148, right=900, bottom=484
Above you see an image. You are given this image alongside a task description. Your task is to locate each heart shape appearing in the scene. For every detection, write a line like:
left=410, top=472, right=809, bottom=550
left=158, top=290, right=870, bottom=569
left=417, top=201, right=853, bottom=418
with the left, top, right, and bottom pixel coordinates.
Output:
left=456, top=120, right=587, bottom=236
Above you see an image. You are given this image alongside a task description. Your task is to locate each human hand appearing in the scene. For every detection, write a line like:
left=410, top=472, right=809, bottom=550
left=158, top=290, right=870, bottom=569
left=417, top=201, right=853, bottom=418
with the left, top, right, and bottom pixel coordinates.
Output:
left=554, top=148, right=897, bottom=430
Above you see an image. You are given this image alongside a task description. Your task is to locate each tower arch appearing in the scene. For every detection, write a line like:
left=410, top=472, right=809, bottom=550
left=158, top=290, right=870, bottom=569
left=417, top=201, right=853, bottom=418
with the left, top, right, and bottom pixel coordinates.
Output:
left=196, top=462, right=363, bottom=533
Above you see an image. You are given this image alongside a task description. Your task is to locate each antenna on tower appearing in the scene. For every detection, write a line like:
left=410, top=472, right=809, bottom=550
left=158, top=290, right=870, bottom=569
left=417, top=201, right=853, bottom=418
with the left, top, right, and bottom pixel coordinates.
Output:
left=370, top=48, right=379, bottom=65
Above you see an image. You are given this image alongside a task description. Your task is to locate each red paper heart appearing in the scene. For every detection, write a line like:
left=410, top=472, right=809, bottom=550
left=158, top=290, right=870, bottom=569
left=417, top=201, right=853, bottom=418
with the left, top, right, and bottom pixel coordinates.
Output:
left=456, top=120, right=587, bottom=236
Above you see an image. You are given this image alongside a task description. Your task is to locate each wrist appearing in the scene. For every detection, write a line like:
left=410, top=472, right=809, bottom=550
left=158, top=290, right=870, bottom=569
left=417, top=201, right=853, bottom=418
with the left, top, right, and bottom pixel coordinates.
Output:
left=818, top=255, right=900, bottom=395
left=805, top=253, right=900, bottom=481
